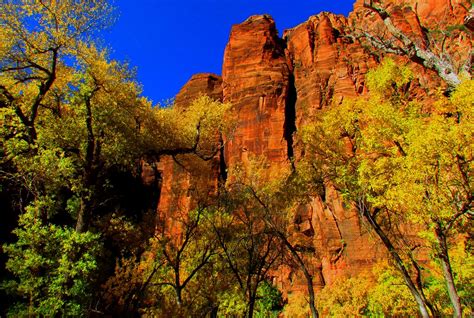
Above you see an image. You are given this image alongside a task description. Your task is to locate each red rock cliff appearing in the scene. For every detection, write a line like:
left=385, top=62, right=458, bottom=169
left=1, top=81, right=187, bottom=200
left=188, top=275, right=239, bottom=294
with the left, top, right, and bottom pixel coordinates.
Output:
left=154, top=0, right=472, bottom=306
left=222, top=15, right=292, bottom=169
left=156, top=73, right=223, bottom=233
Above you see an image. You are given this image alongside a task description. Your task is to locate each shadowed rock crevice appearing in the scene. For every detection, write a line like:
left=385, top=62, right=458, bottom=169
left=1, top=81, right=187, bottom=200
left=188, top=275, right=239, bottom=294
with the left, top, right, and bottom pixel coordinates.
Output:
left=218, top=136, right=227, bottom=184
left=284, top=73, right=297, bottom=164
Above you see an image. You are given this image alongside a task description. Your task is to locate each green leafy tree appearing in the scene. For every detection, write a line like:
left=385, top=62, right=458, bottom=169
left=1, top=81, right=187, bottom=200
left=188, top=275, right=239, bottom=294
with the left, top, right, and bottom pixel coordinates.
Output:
left=0, top=0, right=114, bottom=143
left=253, top=281, right=284, bottom=318
left=2, top=203, right=101, bottom=316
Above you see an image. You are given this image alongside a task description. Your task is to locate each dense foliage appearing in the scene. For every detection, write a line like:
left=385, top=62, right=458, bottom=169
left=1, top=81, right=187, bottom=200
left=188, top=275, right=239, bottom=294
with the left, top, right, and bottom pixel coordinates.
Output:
left=301, top=60, right=473, bottom=317
left=0, top=1, right=232, bottom=316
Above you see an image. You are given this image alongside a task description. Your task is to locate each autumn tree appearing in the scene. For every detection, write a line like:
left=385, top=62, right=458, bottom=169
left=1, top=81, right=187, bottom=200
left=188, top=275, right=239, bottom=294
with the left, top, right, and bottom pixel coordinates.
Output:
left=316, top=261, right=420, bottom=316
left=217, top=157, right=321, bottom=318
left=318, top=252, right=473, bottom=317
left=0, top=0, right=114, bottom=143
left=301, top=59, right=473, bottom=317
left=151, top=207, right=218, bottom=315
left=1, top=1, right=117, bottom=314
left=101, top=204, right=283, bottom=317
left=1, top=1, right=232, bottom=315
left=212, top=192, right=282, bottom=318
left=95, top=94, right=232, bottom=316
left=1, top=0, right=230, bottom=228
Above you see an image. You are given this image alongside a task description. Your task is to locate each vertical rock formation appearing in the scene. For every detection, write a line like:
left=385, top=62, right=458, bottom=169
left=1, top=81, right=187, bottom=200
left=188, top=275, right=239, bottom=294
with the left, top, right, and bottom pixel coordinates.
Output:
left=284, top=13, right=375, bottom=126
left=222, top=15, right=292, bottom=168
left=282, top=12, right=383, bottom=289
left=156, top=10, right=381, bottom=296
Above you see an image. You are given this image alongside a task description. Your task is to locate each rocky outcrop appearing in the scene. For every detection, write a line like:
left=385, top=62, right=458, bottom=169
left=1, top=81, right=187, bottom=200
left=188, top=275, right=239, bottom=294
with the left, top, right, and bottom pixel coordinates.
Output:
left=156, top=74, right=223, bottom=232
left=350, top=0, right=472, bottom=92
left=222, top=15, right=292, bottom=168
left=174, top=73, right=223, bottom=109
left=282, top=12, right=380, bottom=289
left=219, top=11, right=386, bottom=289
left=352, top=0, right=470, bottom=24
left=284, top=13, right=374, bottom=125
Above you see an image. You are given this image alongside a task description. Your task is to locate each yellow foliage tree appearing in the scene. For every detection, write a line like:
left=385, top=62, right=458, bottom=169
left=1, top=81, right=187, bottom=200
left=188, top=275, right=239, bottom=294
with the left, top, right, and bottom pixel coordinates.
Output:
left=1, top=2, right=233, bottom=315
left=302, top=59, right=473, bottom=317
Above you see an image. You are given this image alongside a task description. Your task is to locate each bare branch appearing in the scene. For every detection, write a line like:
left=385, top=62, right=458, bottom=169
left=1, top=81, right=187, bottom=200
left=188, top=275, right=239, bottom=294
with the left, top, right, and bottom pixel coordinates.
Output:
left=361, top=0, right=464, bottom=90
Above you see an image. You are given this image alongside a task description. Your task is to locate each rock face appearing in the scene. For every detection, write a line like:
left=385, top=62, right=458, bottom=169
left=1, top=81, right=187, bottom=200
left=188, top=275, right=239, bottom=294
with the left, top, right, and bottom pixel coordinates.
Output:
left=352, top=0, right=469, bottom=24
left=284, top=13, right=374, bottom=125
left=283, top=12, right=382, bottom=289
left=218, top=10, right=391, bottom=290
left=156, top=74, right=223, bottom=232
left=222, top=15, right=292, bottom=168
left=174, top=73, right=223, bottom=109
left=350, top=0, right=472, bottom=92
left=154, top=0, right=471, bottom=307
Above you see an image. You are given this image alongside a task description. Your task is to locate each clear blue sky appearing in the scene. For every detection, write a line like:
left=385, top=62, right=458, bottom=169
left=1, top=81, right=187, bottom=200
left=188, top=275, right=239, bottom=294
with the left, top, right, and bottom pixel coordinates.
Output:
left=103, top=0, right=355, bottom=104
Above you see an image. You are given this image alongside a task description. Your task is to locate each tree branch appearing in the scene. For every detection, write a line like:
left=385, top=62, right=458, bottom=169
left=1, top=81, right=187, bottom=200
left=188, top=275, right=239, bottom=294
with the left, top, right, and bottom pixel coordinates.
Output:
left=362, top=1, right=463, bottom=90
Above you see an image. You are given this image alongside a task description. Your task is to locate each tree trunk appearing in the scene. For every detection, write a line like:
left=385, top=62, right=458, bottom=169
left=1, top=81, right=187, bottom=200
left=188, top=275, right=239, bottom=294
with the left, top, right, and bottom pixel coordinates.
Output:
left=435, top=224, right=463, bottom=317
left=176, top=286, right=183, bottom=307
left=75, top=93, right=98, bottom=233
left=75, top=197, right=89, bottom=233
left=279, top=234, right=319, bottom=318
left=362, top=207, right=432, bottom=318
left=303, top=269, right=319, bottom=318
left=247, top=290, right=256, bottom=318
left=175, top=266, right=183, bottom=307
left=210, top=306, right=218, bottom=318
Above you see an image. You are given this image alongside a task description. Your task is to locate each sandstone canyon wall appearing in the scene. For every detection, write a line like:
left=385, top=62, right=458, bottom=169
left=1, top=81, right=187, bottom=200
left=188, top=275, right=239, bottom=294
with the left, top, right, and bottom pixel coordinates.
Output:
left=155, top=73, right=224, bottom=234
left=154, top=0, right=472, bottom=300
